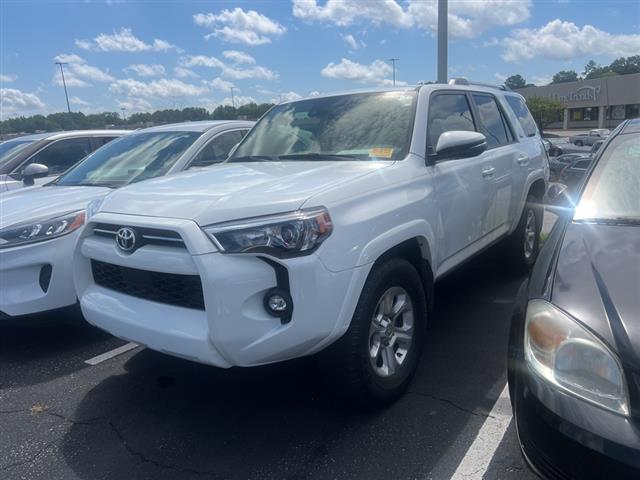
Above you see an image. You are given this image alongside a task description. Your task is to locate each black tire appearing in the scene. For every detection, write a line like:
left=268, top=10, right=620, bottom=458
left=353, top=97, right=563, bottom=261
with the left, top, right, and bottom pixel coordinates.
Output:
left=320, top=258, right=428, bottom=405
left=574, top=140, right=584, bottom=147
left=503, top=194, right=543, bottom=274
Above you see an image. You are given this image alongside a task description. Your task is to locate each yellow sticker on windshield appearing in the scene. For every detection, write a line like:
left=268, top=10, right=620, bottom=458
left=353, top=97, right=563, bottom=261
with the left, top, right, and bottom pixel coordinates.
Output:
left=370, top=147, right=394, bottom=158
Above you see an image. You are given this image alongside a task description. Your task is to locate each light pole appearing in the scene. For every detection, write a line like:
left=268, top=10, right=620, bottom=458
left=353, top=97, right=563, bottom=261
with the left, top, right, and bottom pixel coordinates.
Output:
left=229, top=87, right=236, bottom=108
left=54, top=62, right=71, bottom=113
left=120, top=107, right=127, bottom=121
left=437, top=0, right=448, bottom=83
left=388, top=58, right=399, bottom=86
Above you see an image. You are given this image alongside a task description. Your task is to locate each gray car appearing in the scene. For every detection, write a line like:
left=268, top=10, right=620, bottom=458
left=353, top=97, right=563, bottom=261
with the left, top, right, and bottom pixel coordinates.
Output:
left=569, top=128, right=610, bottom=147
left=0, top=130, right=129, bottom=192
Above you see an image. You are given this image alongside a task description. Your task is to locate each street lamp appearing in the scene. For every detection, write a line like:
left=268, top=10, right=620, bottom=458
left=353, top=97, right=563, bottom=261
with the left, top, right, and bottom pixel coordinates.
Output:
left=54, top=62, right=71, bottom=113
left=437, top=0, right=448, bottom=83
left=388, top=58, right=399, bottom=86
left=229, top=87, right=236, bottom=108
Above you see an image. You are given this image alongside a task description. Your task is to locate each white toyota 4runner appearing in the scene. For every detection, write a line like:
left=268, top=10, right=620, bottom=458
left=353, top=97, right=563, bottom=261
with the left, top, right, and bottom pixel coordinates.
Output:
left=75, top=82, right=548, bottom=403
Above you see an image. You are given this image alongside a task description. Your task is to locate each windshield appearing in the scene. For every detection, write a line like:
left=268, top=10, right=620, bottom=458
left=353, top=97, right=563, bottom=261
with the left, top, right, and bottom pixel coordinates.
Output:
left=55, top=131, right=201, bottom=187
left=230, top=91, right=417, bottom=162
left=575, top=134, right=640, bottom=223
left=0, top=139, right=35, bottom=167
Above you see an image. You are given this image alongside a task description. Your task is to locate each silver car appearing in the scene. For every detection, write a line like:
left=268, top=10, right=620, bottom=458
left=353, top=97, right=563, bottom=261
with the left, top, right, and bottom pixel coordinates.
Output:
left=569, top=128, right=610, bottom=147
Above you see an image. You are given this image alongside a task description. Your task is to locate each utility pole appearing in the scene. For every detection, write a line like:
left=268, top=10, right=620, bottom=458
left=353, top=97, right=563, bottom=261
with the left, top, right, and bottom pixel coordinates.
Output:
left=54, top=62, right=71, bottom=113
left=120, top=107, right=127, bottom=121
left=437, top=0, right=448, bottom=83
left=229, top=87, right=236, bottom=108
left=388, top=58, right=399, bottom=86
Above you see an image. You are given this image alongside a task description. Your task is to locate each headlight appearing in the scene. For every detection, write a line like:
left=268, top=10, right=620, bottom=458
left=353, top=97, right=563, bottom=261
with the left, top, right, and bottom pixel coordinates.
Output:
left=86, top=198, right=104, bottom=220
left=0, top=210, right=85, bottom=249
left=203, top=207, right=332, bottom=258
left=525, top=299, right=629, bottom=416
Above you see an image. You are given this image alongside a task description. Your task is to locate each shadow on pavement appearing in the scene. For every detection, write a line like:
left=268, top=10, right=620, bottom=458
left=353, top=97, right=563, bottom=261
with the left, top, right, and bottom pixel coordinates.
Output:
left=59, top=255, right=525, bottom=480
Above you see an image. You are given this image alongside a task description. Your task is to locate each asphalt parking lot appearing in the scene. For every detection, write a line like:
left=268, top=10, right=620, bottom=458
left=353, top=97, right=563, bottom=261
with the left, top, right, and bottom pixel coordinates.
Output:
left=0, top=242, right=541, bottom=480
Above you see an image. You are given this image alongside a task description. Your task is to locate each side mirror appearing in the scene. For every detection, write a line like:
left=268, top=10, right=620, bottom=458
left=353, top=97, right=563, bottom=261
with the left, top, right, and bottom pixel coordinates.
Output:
left=435, top=131, right=487, bottom=160
left=545, top=183, right=574, bottom=215
left=22, top=163, right=49, bottom=186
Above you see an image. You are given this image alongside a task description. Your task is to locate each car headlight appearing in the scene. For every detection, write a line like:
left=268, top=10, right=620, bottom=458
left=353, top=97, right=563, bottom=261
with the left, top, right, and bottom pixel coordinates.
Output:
left=0, top=210, right=86, bottom=249
left=525, top=299, right=629, bottom=416
left=86, top=198, right=104, bottom=220
left=203, top=207, right=332, bottom=258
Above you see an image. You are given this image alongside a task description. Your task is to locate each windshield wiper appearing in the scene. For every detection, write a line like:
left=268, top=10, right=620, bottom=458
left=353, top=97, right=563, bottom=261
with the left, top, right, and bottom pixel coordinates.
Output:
left=227, top=155, right=276, bottom=163
left=575, top=217, right=640, bottom=226
left=277, top=153, right=364, bottom=161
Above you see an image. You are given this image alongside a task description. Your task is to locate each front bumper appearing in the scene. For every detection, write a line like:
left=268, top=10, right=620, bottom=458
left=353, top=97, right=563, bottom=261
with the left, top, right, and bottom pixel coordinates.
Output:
left=75, top=213, right=370, bottom=368
left=0, top=231, right=79, bottom=317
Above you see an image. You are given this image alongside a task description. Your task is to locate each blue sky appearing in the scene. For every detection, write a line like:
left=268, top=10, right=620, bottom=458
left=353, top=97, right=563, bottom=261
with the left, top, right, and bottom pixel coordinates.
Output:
left=1, top=0, right=639, bottom=119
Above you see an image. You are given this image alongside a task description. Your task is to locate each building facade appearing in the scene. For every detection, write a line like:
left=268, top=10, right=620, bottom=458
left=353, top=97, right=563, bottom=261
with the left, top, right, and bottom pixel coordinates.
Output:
left=518, top=73, right=640, bottom=130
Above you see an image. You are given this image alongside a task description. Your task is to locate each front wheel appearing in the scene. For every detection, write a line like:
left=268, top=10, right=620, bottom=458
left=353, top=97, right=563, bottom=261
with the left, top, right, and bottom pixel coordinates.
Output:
left=503, top=194, right=542, bottom=274
left=320, top=258, right=428, bottom=405
left=574, top=140, right=584, bottom=147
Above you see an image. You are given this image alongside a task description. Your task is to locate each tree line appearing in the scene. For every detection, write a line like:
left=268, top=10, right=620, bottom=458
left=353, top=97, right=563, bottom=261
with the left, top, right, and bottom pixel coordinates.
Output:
left=504, top=55, right=640, bottom=89
left=0, top=102, right=275, bottom=135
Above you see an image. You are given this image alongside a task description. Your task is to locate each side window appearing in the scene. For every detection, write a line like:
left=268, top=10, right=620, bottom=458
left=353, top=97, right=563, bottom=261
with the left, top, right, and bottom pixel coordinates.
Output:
left=427, top=94, right=476, bottom=153
left=472, top=94, right=510, bottom=148
left=505, top=95, right=537, bottom=138
left=190, top=130, right=246, bottom=168
left=25, top=138, right=92, bottom=175
left=92, top=136, right=119, bottom=149
left=574, top=160, right=591, bottom=170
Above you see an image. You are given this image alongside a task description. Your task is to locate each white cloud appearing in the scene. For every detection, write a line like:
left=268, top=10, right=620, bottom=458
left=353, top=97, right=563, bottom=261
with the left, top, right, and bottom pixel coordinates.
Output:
left=206, top=77, right=236, bottom=91
left=293, top=0, right=531, bottom=38
left=0, top=74, right=17, bottom=83
left=308, top=90, right=321, bottom=97
left=124, top=63, right=166, bottom=77
left=343, top=34, right=365, bottom=50
left=321, top=58, right=392, bottom=84
left=501, top=19, right=640, bottom=61
left=222, top=50, right=256, bottom=65
left=273, top=91, right=303, bottom=103
left=180, top=55, right=278, bottom=81
left=53, top=53, right=114, bottom=85
left=109, top=78, right=208, bottom=98
left=222, top=95, right=256, bottom=106
left=0, top=88, right=46, bottom=119
left=117, top=97, right=154, bottom=113
left=194, top=8, right=286, bottom=45
left=69, top=96, right=90, bottom=107
left=76, top=27, right=176, bottom=52
left=532, top=75, right=552, bottom=86
left=174, top=67, right=199, bottom=79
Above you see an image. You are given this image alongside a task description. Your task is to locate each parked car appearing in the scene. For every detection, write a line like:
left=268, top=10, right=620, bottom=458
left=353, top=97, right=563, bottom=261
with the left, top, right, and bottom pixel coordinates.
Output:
left=549, top=153, right=590, bottom=180
left=508, top=118, right=640, bottom=479
left=591, top=138, right=604, bottom=154
left=542, top=138, right=563, bottom=157
left=0, top=130, right=129, bottom=192
left=74, top=82, right=547, bottom=403
left=558, top=156, right=594, bottom=192
left=0, top=120, right=253, bottom=319
left=569, top=128, right=610, bottom=147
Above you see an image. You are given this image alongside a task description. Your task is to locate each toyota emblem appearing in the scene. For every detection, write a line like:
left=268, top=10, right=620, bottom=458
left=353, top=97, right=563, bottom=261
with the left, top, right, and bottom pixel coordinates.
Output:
left=116, top=227, right=137, bottom=252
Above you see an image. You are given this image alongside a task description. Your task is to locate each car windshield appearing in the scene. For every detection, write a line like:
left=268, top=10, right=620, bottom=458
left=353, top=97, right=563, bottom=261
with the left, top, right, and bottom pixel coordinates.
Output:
left=230, top=91, right=417, bottom=162
left=0, top=139, right=35, bottom=167
left=55, top=131, right=202, bottom=187
left=575, top=134, right=640, bottom=224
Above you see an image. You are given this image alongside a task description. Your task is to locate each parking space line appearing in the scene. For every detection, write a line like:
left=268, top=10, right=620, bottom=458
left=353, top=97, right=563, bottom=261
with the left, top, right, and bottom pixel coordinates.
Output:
left=84, top=342, right=140, bottom=365
left=450, top=384, right=512, bottom=479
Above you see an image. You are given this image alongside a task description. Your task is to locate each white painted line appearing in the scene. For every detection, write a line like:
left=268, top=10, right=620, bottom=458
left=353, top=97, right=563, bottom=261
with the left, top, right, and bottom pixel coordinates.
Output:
left=450, top=384, right=513, bottom=480
left=85, top=342, right=140, bottom=365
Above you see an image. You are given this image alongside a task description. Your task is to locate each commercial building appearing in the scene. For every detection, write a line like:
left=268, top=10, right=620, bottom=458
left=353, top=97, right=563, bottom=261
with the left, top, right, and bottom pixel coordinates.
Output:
left=518, top=73, right=640, bottom=130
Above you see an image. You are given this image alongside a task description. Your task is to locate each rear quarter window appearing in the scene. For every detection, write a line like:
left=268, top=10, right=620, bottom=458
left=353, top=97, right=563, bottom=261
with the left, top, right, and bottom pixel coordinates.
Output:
left=505, top=95, right=538, bottom=138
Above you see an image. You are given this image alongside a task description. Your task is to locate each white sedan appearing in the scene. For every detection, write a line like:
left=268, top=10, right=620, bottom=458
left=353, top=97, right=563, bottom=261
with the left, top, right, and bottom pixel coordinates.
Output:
left=0, top=120, right=253, bottom=319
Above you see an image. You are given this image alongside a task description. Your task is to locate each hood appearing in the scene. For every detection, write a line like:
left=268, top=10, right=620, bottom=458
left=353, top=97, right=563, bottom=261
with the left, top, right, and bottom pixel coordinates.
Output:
left=0, top=185, right=111, bottom=229
left=552, top=221, right=640, bottom=369
left=99, top=161, right=391, bottom=225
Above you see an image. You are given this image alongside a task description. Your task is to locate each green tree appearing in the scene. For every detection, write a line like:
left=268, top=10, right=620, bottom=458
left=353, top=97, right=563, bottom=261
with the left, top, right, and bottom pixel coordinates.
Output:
left=526, top=97, right=564, bottom=131
left=504, top=74, right=527, bottom=89
left=551, top=70, right=579, bottom=84
left=609, top=55, right=640, bottom=75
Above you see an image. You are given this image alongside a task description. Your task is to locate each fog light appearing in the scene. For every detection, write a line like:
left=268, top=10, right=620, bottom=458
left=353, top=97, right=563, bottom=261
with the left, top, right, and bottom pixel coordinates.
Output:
left=263, top=288, right=293, bottom=322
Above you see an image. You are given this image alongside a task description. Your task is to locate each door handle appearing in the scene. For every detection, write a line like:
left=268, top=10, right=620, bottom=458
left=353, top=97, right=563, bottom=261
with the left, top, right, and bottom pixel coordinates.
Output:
left=516, top=155, right=529, bottom=166
left=481, top=167, right=496, bottom=178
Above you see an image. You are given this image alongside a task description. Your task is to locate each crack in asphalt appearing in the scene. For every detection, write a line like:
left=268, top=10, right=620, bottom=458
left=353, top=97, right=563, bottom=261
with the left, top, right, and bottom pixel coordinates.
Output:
left=407, top=390, right=496, bottom=419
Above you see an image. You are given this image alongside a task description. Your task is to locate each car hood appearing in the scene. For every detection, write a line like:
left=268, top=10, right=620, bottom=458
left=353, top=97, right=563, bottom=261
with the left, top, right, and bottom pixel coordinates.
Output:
left=99, top=161, right=391, bottom=225
left=552, top=221, right=640, bottom=368
left=0, top=185, right=111, bottom=229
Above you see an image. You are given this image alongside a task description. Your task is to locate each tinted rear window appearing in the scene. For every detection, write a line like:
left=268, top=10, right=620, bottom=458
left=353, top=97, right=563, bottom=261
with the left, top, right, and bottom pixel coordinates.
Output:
left=505, top=96, right=537, bottom=138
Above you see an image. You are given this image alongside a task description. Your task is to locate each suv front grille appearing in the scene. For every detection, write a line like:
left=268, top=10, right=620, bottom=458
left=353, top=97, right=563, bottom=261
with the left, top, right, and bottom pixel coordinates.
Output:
left=91, top=260, right=205, bottom=310
left=92, top=223, right=185, bottom=249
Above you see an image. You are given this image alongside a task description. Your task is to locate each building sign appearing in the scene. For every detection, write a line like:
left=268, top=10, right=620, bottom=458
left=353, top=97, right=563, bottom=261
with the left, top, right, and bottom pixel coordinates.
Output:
left=550, top=85, right=601, bottom=104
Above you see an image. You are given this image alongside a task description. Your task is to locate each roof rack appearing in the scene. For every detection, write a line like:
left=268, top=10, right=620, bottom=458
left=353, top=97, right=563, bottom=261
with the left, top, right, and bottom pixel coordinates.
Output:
left=447, top=78, right=511, bottom=91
